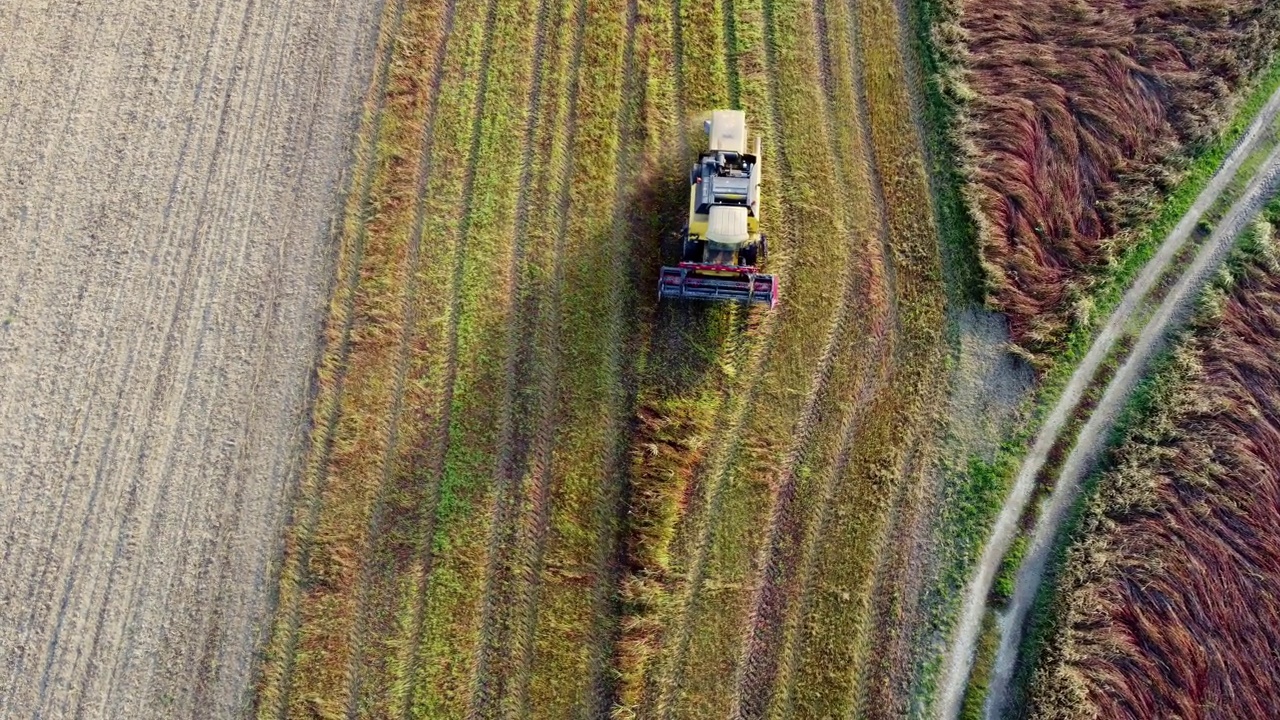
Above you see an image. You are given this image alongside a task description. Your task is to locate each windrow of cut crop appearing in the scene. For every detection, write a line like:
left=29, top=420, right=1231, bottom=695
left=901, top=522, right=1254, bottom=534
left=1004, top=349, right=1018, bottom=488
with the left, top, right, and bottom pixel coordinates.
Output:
left=948, top=0, right=1280, bottom=359
left=777, top=0, right=946, bottom=714
left=1023, top=222, right=1280, bottom=720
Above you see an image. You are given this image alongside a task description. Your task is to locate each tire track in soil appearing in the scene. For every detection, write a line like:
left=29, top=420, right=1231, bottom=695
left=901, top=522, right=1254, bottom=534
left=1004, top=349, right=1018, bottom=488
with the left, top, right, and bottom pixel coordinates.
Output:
left=656, top=0, right=878, bottom=710
left=852, top=444, right=936, bottom=720
left=1, top=0, right=383, bottom=715
left=647, top=0, right=787, bottom=710
left=0, top=0, right=226, bottom=688
left=458, top=0, right=553, bottom=710
left=761, top=0, right=911, bottom=710
left=728, top=0, right=900, bottom=711
left=253, top=0, right=421, bottom=713
left=340, top=0, right=478, bottom=711
left=651, top=0, right=746, bottom=588
left=76, top=2, right=312, bottom=713
left=613, top=0, right=740, bottom=710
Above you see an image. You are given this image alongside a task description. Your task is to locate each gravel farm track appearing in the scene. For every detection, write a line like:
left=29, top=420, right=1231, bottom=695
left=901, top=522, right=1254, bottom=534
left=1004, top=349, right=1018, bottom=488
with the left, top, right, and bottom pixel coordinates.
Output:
left=0, top=1, right=382, bottom=718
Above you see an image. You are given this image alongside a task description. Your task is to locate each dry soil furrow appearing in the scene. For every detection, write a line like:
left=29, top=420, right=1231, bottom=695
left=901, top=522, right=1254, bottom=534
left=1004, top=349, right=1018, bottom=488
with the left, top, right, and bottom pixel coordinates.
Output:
left=0, top=0, right=243, bottom=615
left=937, top=81, right=1280, bottom=720
left=71, top=4, right=316, bottom=713
left=188, top=28, right=372, bottom=711
left=0, top=0, right=382, bottom=716
left=34, top=2, right=295, bottom=711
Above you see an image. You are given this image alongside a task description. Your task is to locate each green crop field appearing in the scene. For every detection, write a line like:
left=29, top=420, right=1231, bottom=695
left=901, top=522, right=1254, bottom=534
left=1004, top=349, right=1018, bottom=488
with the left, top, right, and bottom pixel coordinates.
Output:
left=251, top=0, right=947, bottom=716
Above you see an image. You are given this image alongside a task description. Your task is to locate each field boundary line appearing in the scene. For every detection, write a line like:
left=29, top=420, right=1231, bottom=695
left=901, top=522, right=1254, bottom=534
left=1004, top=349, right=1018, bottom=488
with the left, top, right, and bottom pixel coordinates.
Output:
left=252, top=0, right=412, bottom=712
left=936, top=81, right=1280, bottom=720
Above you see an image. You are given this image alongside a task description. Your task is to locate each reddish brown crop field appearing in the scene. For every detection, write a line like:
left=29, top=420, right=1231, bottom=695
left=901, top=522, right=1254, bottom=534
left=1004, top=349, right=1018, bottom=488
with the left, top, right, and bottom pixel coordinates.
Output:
left=949, top=0, right=1280, bottom=356
left=1025, top=225, right=1280, bottom=719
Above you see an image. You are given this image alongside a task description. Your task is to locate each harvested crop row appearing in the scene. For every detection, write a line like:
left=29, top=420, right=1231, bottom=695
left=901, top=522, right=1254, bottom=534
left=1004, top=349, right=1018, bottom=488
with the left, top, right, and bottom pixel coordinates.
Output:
left=775, top=0, right=946, bottom=715
left=1024, top=223, right=1280, bottom=720
left=730, top=0, right=897, bottom=710
left=391, top=0, right=549, bottom=712
left=607, top=0, right=740, bottom=712
left=495, top=0, right=644, bottom=713
left=256, top=0, right=664, bottom=714
left=948, top=0, right=1280, bottom=358
left=646, top=0, right=872, bottom=711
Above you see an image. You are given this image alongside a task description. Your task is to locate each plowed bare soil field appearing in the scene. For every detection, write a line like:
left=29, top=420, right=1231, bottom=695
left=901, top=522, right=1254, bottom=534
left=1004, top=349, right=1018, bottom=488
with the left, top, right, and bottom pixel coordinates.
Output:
left=251, top=0, right=948, bottom=717
left=0, top=1, right=382, bottom=717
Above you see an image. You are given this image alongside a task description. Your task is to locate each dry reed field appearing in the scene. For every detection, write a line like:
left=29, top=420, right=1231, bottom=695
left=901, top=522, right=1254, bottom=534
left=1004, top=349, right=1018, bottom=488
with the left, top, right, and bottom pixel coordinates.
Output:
left=251, top=0, right=949, bottom=715
left=0, top=1, right=382, bottom=718
left=949, top=0, right=1280, bottom=358
left=1023, top=221, right=1280, bottom=720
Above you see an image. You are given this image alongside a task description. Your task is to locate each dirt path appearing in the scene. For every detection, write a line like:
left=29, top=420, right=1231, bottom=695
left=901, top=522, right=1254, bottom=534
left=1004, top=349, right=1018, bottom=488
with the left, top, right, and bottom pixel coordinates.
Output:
left=982, top=139, right=1280, bottom=720
left=0, top=1, right=381, bottom=717
left=936, top=82, right=1280, bottom=720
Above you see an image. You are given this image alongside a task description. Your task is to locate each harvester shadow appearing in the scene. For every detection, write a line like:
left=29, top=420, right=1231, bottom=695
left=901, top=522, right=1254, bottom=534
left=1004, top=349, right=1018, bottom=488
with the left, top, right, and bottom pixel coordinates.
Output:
left=629, top=147, right=740, bottom=397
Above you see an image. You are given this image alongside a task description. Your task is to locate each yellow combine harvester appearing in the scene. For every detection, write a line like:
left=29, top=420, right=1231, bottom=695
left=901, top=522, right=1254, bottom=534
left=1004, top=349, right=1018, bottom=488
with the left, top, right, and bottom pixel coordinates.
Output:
left=658, top=109, right=778, bottom=308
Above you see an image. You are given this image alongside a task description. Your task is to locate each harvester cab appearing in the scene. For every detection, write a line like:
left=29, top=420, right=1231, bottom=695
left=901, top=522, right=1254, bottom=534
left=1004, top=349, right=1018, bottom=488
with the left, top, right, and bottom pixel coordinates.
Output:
left=658, top=109, right=779, bottom=308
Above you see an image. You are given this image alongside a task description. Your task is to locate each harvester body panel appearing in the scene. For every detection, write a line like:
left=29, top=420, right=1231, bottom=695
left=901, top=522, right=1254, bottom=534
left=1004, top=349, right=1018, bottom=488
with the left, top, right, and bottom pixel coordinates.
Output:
left=659, top=109, right=778, bottom=308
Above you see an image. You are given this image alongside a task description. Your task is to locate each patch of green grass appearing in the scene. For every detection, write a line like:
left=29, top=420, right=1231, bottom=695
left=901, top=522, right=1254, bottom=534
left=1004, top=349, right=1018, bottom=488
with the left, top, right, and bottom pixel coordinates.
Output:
left=991, top=535, right=1027, bottom=607
left=958, top=611, right=1000, bottom=720
left=906, top=0, right=984, bottom=309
